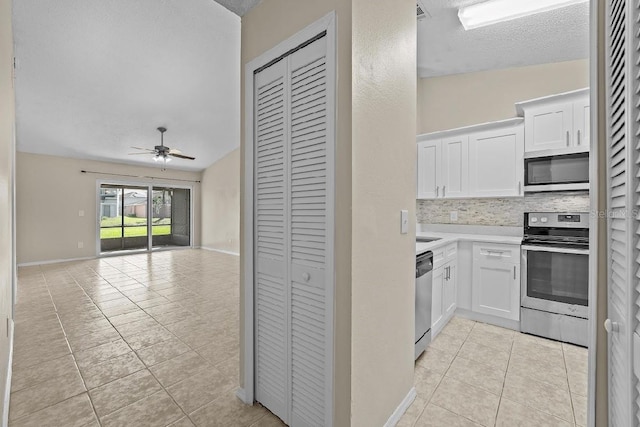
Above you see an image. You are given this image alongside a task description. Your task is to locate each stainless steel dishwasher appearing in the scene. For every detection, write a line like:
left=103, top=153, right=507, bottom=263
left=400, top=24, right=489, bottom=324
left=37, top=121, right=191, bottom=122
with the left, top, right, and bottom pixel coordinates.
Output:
left=415, top=250, right=433, bottom=360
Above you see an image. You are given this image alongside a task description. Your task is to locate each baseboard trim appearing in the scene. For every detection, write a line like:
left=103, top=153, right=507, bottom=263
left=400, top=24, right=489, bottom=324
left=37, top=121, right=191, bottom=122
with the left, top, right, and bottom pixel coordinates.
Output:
left=17, top=256, right=95, bottom=267
left=235, top=387, right=251, bottom=404
left=384, top=387, right=416, bottom=427
left=200, top=246, right=240, bottom=257
left=455, top=308, right=520, bottom=331
left=3, top=319, right=14, bottom=427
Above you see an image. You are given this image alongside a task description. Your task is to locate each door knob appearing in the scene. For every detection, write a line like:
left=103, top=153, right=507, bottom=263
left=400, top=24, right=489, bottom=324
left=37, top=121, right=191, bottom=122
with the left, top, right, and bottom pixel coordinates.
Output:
left=302, top=272, right=310, bottom=282
left=604, top=318, right=620, bottom=333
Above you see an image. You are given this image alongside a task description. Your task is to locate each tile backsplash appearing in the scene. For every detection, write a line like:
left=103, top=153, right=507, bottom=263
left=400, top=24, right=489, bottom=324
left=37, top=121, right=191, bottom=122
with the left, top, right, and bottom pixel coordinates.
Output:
left=416, top=192, right=591, bottom=227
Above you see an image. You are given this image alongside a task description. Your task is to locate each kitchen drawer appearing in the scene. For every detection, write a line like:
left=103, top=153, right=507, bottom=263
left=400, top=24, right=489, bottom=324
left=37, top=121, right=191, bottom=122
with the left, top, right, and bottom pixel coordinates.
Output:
left=472, top=242, right=519, bottom=263
left=432, top=242, right=457, bottom=269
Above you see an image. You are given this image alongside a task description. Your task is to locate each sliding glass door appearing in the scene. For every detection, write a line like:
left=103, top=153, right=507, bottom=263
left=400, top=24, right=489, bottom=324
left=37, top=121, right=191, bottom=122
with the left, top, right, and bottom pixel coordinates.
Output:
left=151, top=187, right=191, bottom=248
left=99, top=183, right=191, bottom=253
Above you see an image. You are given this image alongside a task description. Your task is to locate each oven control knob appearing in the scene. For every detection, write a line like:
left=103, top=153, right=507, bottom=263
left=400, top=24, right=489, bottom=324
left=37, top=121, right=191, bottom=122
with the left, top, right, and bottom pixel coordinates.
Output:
left=540, top=217, right=548, bottom=223
left=530, top=217, right=538, bottom=223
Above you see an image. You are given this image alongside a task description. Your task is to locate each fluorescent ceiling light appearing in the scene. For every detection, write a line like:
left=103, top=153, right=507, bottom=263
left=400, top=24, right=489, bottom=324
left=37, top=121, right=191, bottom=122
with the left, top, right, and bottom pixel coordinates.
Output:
left=458, top=0, right=588, bottom=31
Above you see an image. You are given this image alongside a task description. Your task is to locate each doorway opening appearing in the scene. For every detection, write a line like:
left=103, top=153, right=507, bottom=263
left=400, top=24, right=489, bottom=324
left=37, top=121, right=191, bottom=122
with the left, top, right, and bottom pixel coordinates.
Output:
left=98, top=183, right=192, bottom=254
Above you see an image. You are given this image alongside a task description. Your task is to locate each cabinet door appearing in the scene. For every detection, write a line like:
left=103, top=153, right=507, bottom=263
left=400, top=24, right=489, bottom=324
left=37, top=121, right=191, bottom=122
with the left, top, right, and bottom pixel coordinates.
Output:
left=417, top=140, right=441, bottom=199
left=524, top=102, right=573, bottom=152
left=431, top=265, right=445, bottom=337
left=443, top=261, right=457, bottom=316
left=472, top=260, right=520, bottom=321
left=573, top=98, right=590, bottom=152
left=468, top=126, right=524, bottom=197
left=441, top=135, right=468, bottom=198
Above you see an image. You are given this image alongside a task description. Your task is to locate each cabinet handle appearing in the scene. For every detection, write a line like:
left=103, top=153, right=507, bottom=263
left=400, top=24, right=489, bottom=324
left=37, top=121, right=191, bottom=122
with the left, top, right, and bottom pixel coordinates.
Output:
left=443, top=186, right=446, bottom=198
left=518, top=181, right=522, bottom=195
left=513, top=266, right=516, bottom=280
left=566, top=131, right=570, bottom=147
left=302, top=272, right=310, bottom=282
left=577, top=130, right=581, bottom=146
left=436, top=186, right=439, bottom=197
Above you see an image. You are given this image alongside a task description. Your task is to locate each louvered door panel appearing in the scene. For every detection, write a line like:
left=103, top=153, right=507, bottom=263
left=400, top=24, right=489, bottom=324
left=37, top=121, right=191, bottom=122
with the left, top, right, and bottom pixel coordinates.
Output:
left=254, top=60, right=288, bottom=421
left=605, top=1, right=639, bottom=426
left=288, top=36, right=329, bottom=427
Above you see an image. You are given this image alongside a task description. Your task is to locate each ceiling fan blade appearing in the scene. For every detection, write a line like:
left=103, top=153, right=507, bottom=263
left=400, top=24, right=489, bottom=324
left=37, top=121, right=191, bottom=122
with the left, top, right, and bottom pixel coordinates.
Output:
left=130, top=146, right=155, bottom=152
left=168, top=148, right=195, bottom=160
left=128, top=152, right=154, bottom=155
left=169, top=152, right=196, bottom=160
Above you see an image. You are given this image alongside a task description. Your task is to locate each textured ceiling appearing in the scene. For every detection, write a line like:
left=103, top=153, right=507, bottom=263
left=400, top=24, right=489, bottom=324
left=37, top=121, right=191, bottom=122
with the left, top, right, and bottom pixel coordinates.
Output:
left=213, top=0, right=261, bottom=16
left=13, top=0, right=240, bottom=171
left=417, top=0, right=590, bottom=77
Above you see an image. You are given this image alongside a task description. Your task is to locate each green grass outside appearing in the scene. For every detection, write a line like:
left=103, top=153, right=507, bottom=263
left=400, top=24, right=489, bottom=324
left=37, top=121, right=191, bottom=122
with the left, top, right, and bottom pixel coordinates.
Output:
left=100, top=225, right=171, bottom=239
left=100, top=216, right=171, bottom=227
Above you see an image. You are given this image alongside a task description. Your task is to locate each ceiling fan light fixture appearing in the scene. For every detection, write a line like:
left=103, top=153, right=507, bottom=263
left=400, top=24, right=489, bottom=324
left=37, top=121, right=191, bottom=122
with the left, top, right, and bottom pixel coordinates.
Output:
left=458, top=0, right=588, bottom=30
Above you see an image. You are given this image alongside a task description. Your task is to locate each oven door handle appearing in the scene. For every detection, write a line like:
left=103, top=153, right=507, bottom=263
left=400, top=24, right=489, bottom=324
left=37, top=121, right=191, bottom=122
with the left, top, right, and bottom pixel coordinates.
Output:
left=521, top=244, right=589, bottom=255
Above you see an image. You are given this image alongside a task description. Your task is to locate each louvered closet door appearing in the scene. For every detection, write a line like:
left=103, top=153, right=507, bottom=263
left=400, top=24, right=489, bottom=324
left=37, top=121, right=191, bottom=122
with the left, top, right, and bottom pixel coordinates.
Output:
left=254, top=59, right=289, bottom=422
left=254, top=34, right=332, bottom=427
left=604, top=1, right=639, bottom=425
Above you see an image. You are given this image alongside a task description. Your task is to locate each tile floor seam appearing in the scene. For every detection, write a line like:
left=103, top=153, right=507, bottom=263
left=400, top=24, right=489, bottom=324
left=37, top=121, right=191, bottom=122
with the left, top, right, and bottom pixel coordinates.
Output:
left=562, top=342, right=579, bottom=427
left=493, top=336, right=515, bottom=427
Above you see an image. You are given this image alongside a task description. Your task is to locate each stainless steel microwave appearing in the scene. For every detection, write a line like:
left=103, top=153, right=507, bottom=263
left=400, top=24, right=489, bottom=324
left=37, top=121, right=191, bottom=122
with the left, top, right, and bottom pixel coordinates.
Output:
left=524, top=151, right=589, bottom=193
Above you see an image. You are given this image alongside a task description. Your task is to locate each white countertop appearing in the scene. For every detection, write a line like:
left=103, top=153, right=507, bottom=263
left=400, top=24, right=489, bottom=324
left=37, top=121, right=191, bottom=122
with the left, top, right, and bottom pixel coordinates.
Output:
left=415, top=231, right=523, bottom=255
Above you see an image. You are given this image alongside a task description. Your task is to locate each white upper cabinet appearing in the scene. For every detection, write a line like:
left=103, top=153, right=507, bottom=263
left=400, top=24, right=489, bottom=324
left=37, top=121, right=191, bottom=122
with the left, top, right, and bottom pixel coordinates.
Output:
left=468, top=123, right=524, bottom=197
left=416, top=140, right=441, bottom=199
left=516, top=88, right=590, bottom=154
left=417, top=119, right=523, bottom=200
left=441, top=135, right=469, bottom=198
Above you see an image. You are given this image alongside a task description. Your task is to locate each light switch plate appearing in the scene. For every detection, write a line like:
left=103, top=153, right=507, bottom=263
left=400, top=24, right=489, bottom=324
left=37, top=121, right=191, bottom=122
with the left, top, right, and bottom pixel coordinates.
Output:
left=450, top=211, right=458, bottom=221
left=400, top=210, right=409, bottom=234
left=78, top=210, right=85, bottom=217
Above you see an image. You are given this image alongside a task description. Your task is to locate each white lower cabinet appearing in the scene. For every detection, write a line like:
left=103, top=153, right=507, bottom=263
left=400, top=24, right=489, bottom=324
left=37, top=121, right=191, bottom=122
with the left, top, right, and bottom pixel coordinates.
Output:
left=471, top=243, right=520, bottom=321
left=432, top=243, right=457, bottom=338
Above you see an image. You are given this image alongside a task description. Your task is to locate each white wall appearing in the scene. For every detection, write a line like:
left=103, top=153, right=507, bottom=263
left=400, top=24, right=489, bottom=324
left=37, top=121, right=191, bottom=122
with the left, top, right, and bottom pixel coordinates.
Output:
left=417, top=59, right=590, bottom=134
left=350, top=0, right=417, bottom=425
left=0, top=0, right=15, bottom=421
left=16, top=152, right=202, bottom=265
left=200, top=148, right=240, bottom=254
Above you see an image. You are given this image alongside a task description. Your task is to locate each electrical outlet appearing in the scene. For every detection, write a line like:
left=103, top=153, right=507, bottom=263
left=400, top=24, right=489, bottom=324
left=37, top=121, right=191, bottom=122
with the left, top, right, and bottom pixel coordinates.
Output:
left=77, top=241, right=84, bottom=249
left=78, top=210, right=85, bottom=217
left=450, top=211, right=458, bottom=222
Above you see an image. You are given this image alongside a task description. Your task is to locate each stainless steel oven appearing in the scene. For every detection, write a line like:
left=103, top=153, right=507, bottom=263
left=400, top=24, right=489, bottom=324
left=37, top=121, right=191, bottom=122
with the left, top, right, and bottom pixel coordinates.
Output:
left=520, top=212, right=590, bottom=347
left=524, top=151, right=589, bottom=192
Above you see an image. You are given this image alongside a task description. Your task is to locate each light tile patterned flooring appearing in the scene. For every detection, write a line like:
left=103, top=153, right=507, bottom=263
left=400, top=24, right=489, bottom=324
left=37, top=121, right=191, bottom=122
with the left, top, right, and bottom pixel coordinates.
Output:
left=10, top=249, right=588, bottom=427
left=400, top=317, right=588, bottom=427
left=9, top=249, right=284, bottom=427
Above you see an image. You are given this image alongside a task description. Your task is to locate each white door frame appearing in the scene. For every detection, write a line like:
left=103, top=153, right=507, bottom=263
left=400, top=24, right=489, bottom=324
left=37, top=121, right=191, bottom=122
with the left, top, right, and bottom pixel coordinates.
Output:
left=95, top=179, right=194, bottom=256
left=587, top=0, right=598, bottom=425
left=240, top=10, right=336, bottom=412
